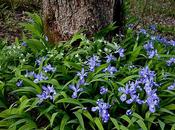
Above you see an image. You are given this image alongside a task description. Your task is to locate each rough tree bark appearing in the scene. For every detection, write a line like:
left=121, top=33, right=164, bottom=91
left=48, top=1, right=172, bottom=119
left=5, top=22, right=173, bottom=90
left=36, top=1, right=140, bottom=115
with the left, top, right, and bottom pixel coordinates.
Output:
left=43, top=0, right=123, bottom=43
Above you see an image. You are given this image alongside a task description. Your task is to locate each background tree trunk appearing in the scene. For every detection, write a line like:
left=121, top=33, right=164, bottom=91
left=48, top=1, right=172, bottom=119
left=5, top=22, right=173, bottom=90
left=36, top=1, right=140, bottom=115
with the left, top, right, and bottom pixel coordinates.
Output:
left=43, top=0, right=123, bottom=43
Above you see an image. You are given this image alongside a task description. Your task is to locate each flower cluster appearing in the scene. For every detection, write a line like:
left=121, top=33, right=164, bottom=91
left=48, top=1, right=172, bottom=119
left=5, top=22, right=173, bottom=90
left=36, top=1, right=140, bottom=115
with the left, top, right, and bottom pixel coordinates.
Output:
left=34, top=72, right=48, bottom=83
left=16, top=80, right=23, bottom=87
left=37, top=85, right=56, bottom=102
left=87, top=55, right=101, bottom=72
left=91, top=99, right=111, bottom=123
left=167, top=82, right=175, bottom=90
left=166, top=58, right=175, bottom=66
left=76, top=68, right=87, bottom=85
left=69, top=83, right=83, bottom=98
left=43, top=64, right=56, bottom=73
left=100, top=86, right=108, bottom=95
left=115, top=48, right=125, bottom=57
left=103, top=65, right=117, bottom=75
left=105, top=54, right=116, bottom=63
left=156, top=36, right=175, bottom=47
left=144, top=41, right=157, bottom=59
left=119, top=66, right=160, bottom=113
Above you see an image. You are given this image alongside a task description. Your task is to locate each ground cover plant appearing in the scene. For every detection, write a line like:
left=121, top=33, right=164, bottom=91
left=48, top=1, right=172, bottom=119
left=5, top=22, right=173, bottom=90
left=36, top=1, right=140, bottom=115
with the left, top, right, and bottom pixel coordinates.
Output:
left=0, top=13, right=175, bottom=130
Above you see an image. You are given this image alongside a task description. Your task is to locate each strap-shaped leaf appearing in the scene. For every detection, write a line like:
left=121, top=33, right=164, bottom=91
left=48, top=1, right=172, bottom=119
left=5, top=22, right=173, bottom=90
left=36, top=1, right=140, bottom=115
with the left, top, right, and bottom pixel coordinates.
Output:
left=60, top=114, right=70, bottom=130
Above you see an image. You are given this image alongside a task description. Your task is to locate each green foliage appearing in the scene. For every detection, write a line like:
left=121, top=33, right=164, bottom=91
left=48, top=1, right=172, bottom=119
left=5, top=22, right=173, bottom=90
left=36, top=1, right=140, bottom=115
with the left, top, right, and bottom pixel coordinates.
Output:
left=0, top=13, right=175, bottom=130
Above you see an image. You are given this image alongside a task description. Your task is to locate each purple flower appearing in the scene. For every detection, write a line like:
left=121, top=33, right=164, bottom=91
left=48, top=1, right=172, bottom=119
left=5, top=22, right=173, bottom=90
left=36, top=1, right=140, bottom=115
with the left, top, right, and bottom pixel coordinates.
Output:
left=116, top=48, right=124, bottom=57
left=21, top=41, right=27, bottom=47
left=16, top=80, right=23, bottom=87
left=35, top=57, right=47, bottom=66
left=69, top=83, right=83, bottom=98
left=144, top=41, right=157, bottom=58
left=91, top=99, right=111, bottom=123
left=43, top=64, right=56, bottom=73
left=147, top=49, right=157, bottom=59
left=166, top=58, right=175, bottom=66
left=126, top=109, right=133, bottom=116
left=33, top=72, right=48, bottom=83
left=25, top=70, right=35, bottom=77
left=168, top=40, right=175, bottom=46
left=146, top=91, right=159, bottom=113
left=119, top=66, right=159, bottom=113
left=37, top=85, right=56, bottom=102
left=106, top=54, right=116, bottom=63
left=167, top=83, right=175, bottom=90
left=77, top=68, right=87, bottom=85
left=103, top=65, right=117, bottom=75
left=139, top=29, right=147, bottom=35
left=120, top=94, right=127, bottom=102
left=100, top=86, right=108, bottom=95
left=144, top=42, right=154, bottom=50
left=87, top=55, right=101, bottom=72
left=149, top=24, right=156, bottom=31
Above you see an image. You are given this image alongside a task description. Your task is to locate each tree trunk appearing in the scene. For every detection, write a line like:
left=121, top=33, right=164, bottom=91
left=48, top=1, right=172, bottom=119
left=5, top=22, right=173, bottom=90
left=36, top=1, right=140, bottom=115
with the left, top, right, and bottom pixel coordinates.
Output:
left=43, top=0, right=123, bottom=43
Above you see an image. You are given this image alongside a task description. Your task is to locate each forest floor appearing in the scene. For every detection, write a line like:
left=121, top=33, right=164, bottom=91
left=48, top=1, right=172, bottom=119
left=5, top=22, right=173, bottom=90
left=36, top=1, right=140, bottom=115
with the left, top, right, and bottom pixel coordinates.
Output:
left=0, top=0, right=175, bottom=43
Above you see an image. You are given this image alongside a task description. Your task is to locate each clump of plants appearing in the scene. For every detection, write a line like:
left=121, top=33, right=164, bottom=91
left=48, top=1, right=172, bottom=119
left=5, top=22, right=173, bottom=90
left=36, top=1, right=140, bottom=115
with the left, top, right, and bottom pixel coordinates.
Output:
left=0, top=13, right=175, bottom=130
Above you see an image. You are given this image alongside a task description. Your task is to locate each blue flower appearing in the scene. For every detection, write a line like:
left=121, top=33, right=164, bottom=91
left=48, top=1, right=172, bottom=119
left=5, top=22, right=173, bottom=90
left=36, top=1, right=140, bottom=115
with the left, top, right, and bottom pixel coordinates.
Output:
left=35, top=57, right=47, bottom=66
left=106, top=54, right=116, bottom=63
left=100, top=86, right=108, bottom=95
left=167, top=83, right=175, bottom=90
left=166, top=58, right=175, bottom=66
left=139, top=29, right=147, bottom=35
left=146, top=90, right=159, bottom=113
left=103, top=65, right=117, bottom=75
left=149, top=24, right=156, bottom=31
left=37, top=85, right=56, bottom=102
left=86, top=55, right=101, bottom=72
left=69, top=83, right=83, bottom=98
left=126, top=109, right=133, bottom=116
left=25, top=70, right=35, bottom=77
left=144, top=41, right=154, bottom=50
left=91, top=99, right=111, bottom=123
left=116, top=48, right=124, bottom=57
left=77, top=68, right=87, bottom=85
left=16, top=80, right=23, bottom=87
left=43, top=64, right=56, bottom=73
left=33, top=72, right=48, bottom=83
left=144, top=41, right=157, bottom=59
left=21, top=41, right=27, bottom=47
left=120, top=94, right=127, bottom=102
left=147, top=49, right=157, bottom=59
left=168, top=40, right=175, bottom=46
left=118, top=66, right=159, bottom=113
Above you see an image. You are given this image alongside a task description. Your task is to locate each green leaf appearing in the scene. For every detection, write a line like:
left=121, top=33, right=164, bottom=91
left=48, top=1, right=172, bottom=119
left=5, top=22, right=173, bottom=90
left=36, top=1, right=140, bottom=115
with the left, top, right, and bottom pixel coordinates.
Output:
left=136, top=120, right=147, bottom=130
left=110, top=117, right=120, bottom=130
left=38, top=79, right=62, bottom=89
left=12, top=87, right=37, bottom=95
left=171, top=124, right=175, bottom=130
left=158, top=119, right=165, bottom=130
left=82, top=111, right=94, bottom=122
left=56, top=98, right=83, bottom=107
left=94, top=118, right=104, bottom=130
left=60, top=114, right=70, bottom=130
left=120, top=115, right=133, bottom=127
left=74, top=111, right=85, bottom=130
left=120, top=125, right=129, bottom=130
left=132, top=113, right=144, bottom=120
left=120, top=75, right=139, bottom=84
left=94, top=23, right=116, bottom=39
left=25, top=39, right=46, bottom=53
left=18, top=76, right=41, bottom=93
left=50, top=112, right=59, bottom=127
